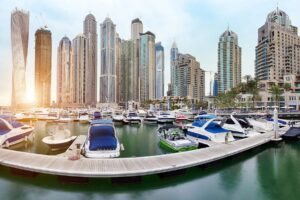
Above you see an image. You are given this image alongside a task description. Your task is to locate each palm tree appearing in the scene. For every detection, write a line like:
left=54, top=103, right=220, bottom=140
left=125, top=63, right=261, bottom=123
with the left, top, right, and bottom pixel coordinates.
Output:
left=247, top=78, right=259, bottom=108
left=283, top=83, right=291, bottom=92
left=269, top=85, right=283, bottom=107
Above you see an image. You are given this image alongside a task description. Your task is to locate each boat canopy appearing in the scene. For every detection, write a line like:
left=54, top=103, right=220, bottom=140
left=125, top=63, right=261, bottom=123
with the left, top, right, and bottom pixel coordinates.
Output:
left=196, top=114, right=217, bottom=119
left=89, top=125, right=117, bottom=150
left=0, top=118, right=12, bottom=135
left=91, top=119, right=113, bottom=125
left=0, top=115, right=23, bottom=128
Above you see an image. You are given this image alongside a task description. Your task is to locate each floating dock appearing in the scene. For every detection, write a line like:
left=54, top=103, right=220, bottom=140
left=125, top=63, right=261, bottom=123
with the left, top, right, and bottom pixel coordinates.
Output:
left=0, top=130, right=283, bottom=178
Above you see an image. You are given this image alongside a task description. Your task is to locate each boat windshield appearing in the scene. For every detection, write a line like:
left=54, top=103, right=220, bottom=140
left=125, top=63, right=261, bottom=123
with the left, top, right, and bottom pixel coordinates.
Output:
left=0, top=119, right=11, bottom=135
left=128, top=113, right=138, bottom=117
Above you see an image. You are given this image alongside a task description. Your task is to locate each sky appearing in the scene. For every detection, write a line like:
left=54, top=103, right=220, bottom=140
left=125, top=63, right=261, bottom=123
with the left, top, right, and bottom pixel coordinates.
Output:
left=1, top=0, right=300, bottom=106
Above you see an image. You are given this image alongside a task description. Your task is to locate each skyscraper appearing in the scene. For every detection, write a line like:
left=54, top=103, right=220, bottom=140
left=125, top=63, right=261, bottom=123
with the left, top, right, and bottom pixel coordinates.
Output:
left=217, top=28, right=241, bottom=93
left=84, top=14, right=97, bottom=106
left=170, top=42, right=178, bottom=96
left=155, top=42, right=164, bottom=99
left=174, top=54, right=205, bottom=100
left=11, top=9, right=29, bottom=108
left=35, top=28, right=52, bottom=107
left=72, top=34, right=88, bottom=105
left=57, top=36, right=72, bottom=107
left=131, top=18, right=143, bottom=102
left=100, top=17, right=116, bottom=103
left=115, top=33, right=122, bottom=103
left=139, top=31, right=156, bottom=102
left=255, top=7, right=300, bottom=81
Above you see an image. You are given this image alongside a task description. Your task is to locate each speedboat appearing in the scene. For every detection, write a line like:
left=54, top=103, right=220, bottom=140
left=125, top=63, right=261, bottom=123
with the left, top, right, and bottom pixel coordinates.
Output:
left=83, top=119, right=120, bottom=158
left=42, top=127, right=76, bottom=151
left=218, top=115, right=261, bottom=138
left=124, top=111, right=141, bottom=124
left=143, top=112, right=158, bottom=124
left=157, top=125, right=197, bottom=152
left=138, top=109, right=147, bottom=118
left=0, top=115, right=34, bottom=148
left=112, top=115, right=124, bottom=125
left=186, top=114, right=235, bottom=143
left=54, top=113, right=72, bottom=123
left=157, top=111, right=176, bottom=123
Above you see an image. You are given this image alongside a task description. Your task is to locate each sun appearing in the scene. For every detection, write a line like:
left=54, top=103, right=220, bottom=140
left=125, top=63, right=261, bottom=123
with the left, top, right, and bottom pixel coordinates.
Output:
left=25, top=89, right=36, bottom=104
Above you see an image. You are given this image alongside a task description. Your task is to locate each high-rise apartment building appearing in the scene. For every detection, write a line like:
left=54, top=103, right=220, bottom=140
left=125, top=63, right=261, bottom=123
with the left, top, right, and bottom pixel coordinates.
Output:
left=115, top=33, right=122, bottom=103
left=83, top=14, right=97, bottom=106
left=11, top=9, right=29, bottom=108
left=174, top=54, right=205, bottom=100
left=170, top=42, right=179, bottom=96
left=139, top=31, right=156, bottom=102
left=255, top=8, right=300, bottom=81
left=35, top=28, right=52, bottom=107
left=155, top=42, right=164, bottom=99
left=72, top=34, right=88, bottom=106
left=100, top=17, right=116, bottom=103
left=57, top=36, right=72, bottom=107
left=131, top=18, right=143, bottom=102
left=217, top=29, right=241, bottom=93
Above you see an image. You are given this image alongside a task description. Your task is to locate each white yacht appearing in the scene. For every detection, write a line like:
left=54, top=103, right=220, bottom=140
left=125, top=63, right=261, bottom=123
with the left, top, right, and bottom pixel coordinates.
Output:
left=157, top=111, right=176, bottom=123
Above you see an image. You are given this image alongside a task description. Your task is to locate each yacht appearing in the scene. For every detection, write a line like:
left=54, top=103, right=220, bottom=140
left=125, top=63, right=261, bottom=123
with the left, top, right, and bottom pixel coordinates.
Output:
left=157, top=111, right=176, bottom=123
left=186, top=114, right=235, bottom=143
left=157, top=125, right=197, bottom=152
left=124, top=111, right=141, bottom=124
left=78, top=112, right=91, bottom=124
left=143, top=112, right=158, bottom=124
left=0, top=115, right=34, bottom=148
left=83, top=120, right=120, bottom=158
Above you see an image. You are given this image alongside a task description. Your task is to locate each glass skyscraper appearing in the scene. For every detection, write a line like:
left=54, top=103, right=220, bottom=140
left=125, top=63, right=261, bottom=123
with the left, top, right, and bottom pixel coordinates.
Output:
left=170, top=42, right=178, bottom=96
left=155, top=42, right=164, bottom=99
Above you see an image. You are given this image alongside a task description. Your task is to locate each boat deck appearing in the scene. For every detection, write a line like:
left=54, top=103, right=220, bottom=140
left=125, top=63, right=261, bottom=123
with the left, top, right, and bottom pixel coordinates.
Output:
left=0, top=131, right=281, bottom=178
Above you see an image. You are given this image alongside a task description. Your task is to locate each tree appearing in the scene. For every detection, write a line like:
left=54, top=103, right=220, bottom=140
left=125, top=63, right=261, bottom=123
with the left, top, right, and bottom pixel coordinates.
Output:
left=283, top=83, right=291, bottom=92
left=269, top=85, right=283, bottom=106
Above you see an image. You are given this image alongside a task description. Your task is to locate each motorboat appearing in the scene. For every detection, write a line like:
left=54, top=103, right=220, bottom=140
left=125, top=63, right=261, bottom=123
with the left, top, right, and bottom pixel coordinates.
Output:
left=218, top=115, right=261, bottom=138
left=157, top=111, right=176, bottom=123
left=177, top=108, right=194, bottom=119
left=83, top=119, right=120, bottom=158
left=157, top=125, right=197, bottom=152
left=112, top=115, right=124, bottom=125
left=143, top=112, right=158, bottom=124
left=0, top=115, right=34, bottom=148
left=78, top=112, right=91, bottom=124
left=54, top=113, right=72, bottom=123
left=124, top=111, right=141, bottom=124
left=15, top=112, right=36, bottom=122
left=42, top=126, right=76, bottom=151
left=186, top=114, right=235, bottom=143
left=138, top=109, right=147, bottom=118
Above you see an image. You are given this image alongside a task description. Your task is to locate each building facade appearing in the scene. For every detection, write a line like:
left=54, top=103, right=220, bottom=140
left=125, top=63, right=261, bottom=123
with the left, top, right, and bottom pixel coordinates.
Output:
left=155, top=42, right=164, bottom=99
left=57, top=36, right=72, bottom=107
left=255, top=8, right=300, bottom=81
left=170, top=42, right=179, bottom=96
left=100, top=17, right=116, bottom=103
left=131, top=18, right=143, bottom=102
left=83, top=14, right=97, bottom=106
left=71, top=34, right=88, bottom=106
left=174, top=54, right=205, bottom=100
left=115, top=33, right=122, bottom=103
left=35, top=28, right=52, bottom=107
left=139, top=31, right=156, bottom=102
left=218, top=29, right=241, bottom=93
left=11, top=9, right=29, bottom=108
left=213, top=73, right=219, bottom=96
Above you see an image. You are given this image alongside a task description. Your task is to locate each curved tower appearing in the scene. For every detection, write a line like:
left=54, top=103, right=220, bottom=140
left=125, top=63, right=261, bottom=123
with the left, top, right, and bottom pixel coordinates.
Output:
left=11, top=9, right=29, bottom=108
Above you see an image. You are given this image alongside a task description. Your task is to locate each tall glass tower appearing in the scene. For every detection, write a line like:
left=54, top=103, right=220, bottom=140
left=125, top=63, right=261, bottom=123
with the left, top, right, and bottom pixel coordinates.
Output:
left=100, top=17, right=116, bottom=103
left=155, top=42, right=164, bottom=99
left=84, top=14, right=97, bottom=106
left=217, top=29, right=241, bottom=93
left=170, top=42, right=178, bottom=96
left=11, top=9, right=29, bottom=108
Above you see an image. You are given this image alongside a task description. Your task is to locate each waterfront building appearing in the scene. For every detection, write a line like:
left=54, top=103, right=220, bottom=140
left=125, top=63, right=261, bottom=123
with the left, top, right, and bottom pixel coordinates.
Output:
left=217, top=28, right=241, bottom=93
left=83, top=14, right=97, bottom=106
left=155, top=42, right=164, bottom=99
left=170, top=42, right=179, bottom=96
left=115, top=33, right=122, bottom=103
left=34, top=28, right=52, bottom=107
left=174, top=54, right=205, bottom=100
left=131, top=18, right=143, bottom=102
left=139, top=31, right=156, bottom=102
left=11, top=9, right=29, bottom=108
left=213, top=73, right=219, bottom=96
left=57, top=36, right=72, bottom=107
left=255, top=7, right=300, bottom=82
left=100, top=17, right=116, bottom=103
left=120, top=40, right=135, bottom=104
left=71, top=34, right=88, bottom=106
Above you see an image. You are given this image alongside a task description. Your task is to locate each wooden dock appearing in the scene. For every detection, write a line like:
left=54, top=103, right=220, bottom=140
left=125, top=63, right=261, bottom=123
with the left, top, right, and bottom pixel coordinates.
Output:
left=59, top=135, right=87, bottom=158
left=0, top=131, right=282, bottom=178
